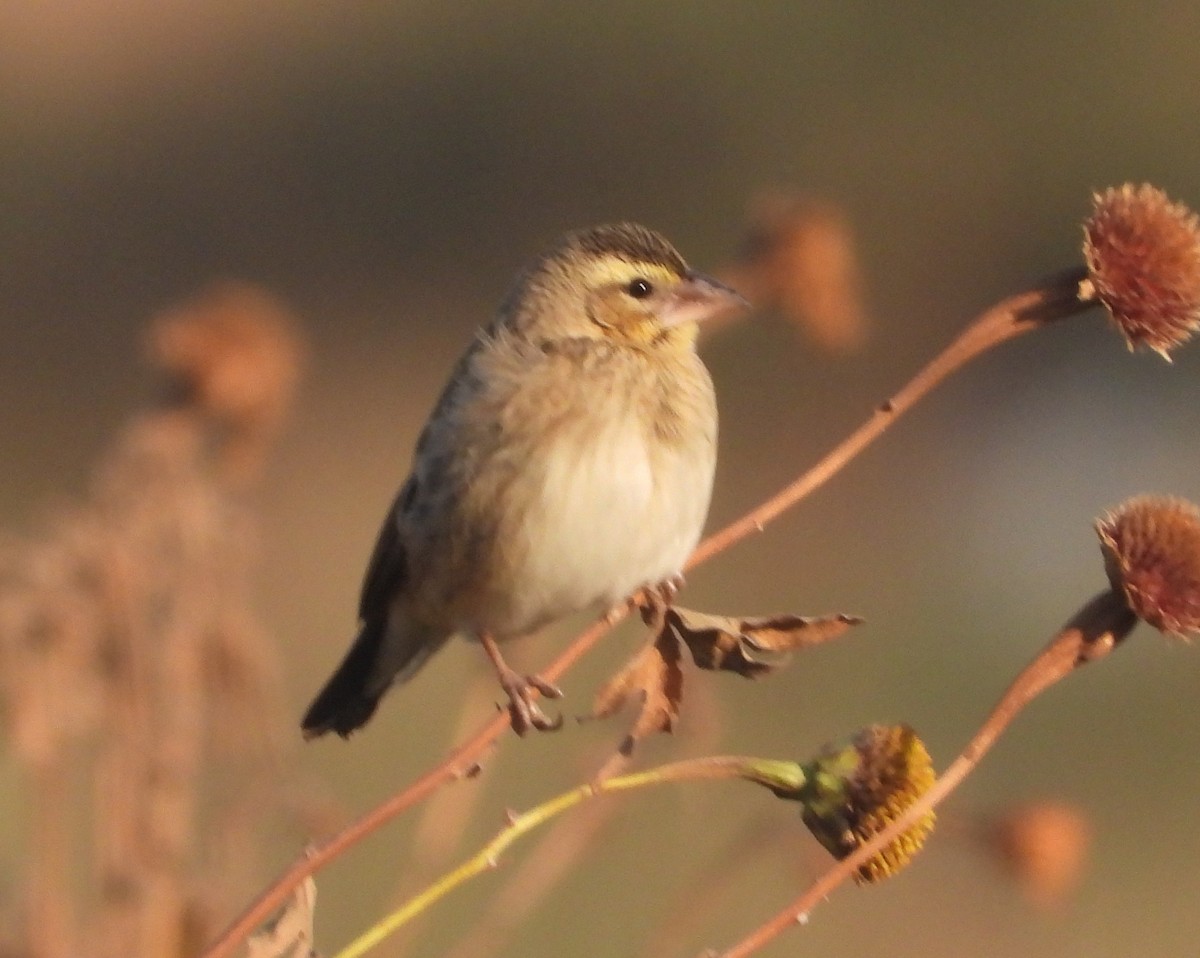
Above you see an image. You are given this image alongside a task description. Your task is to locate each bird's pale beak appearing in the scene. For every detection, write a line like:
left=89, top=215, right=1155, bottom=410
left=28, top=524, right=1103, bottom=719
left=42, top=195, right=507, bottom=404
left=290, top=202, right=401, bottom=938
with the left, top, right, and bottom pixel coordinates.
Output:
left=659, top=271, right=751, bottom=329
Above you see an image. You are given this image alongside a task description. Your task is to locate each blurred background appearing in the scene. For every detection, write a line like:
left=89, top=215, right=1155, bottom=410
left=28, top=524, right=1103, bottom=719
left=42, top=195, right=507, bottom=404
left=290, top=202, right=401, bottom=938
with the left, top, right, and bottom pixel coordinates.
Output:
left=3, top=2, right=1200, bottom=956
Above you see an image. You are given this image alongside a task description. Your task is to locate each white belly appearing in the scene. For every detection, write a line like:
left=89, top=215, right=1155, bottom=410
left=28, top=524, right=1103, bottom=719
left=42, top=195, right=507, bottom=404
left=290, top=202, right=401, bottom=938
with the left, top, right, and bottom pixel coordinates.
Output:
left=492, top=415, right=713, bottom=635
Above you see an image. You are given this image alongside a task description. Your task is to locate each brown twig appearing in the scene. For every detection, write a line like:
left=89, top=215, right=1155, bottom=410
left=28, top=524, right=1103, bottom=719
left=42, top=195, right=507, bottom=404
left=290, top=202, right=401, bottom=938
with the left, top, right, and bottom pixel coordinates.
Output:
left=200, top=268, right=1096, bottom=958
left=712, top=588, right=1137, bottom=958
left=689, top=267, right=1090, bottom=567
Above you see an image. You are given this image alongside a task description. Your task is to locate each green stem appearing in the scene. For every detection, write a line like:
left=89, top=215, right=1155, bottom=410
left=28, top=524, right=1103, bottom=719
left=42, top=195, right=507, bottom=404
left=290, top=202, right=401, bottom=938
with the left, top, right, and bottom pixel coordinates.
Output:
left=332, top=756, right=805, bottom=958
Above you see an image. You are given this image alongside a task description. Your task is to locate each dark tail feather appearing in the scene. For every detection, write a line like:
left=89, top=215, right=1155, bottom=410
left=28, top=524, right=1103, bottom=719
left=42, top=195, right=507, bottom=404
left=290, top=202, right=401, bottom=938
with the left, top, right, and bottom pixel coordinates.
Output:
left=301, top=619, right=390, bottom=739
left=301, top=617, right=449, bottom=739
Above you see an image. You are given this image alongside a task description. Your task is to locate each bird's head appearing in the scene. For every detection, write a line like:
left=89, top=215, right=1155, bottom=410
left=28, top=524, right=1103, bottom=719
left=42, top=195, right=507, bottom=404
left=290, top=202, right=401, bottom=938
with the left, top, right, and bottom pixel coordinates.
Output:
left=502, top=223, right=747, bottom=351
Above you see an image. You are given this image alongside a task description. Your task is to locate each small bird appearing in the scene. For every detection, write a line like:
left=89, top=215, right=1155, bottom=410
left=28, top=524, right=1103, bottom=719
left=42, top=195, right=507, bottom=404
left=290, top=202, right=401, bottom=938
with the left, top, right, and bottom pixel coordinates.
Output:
left=301, top=223, right=746, bottom=739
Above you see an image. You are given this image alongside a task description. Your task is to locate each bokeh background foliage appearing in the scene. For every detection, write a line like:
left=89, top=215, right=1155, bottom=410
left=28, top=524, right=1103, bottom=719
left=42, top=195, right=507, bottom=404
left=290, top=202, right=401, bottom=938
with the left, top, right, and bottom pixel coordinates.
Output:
left=3, top=3, right=1200, bottom=956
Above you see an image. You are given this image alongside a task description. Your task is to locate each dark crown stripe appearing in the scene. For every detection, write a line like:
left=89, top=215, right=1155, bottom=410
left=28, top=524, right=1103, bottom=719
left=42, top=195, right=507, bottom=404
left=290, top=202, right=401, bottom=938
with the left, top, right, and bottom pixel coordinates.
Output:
left=566, top=223, right=688, bottom=274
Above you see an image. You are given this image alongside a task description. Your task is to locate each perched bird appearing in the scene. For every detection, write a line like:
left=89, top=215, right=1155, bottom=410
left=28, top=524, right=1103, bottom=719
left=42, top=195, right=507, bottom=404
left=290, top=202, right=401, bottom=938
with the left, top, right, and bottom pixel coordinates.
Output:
left=301, top=224, right=746, bottom=739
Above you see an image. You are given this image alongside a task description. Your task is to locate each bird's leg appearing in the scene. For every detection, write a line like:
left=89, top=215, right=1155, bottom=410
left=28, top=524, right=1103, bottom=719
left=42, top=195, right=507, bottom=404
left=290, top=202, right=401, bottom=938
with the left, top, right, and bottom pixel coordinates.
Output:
left=479, top=632, right=563, bottom=735
left=638, top=572, right=686, bottom=625
left=605, top=573, right=687, bottom=626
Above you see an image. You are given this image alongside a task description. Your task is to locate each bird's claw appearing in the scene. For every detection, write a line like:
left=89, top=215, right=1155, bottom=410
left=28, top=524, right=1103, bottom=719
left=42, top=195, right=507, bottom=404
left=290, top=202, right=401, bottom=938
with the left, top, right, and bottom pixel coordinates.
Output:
left=639, top=573, right=686, bottom=625
left=498, top=671, right=563, bottom=736
left=657, top=572, right=685, bottom=606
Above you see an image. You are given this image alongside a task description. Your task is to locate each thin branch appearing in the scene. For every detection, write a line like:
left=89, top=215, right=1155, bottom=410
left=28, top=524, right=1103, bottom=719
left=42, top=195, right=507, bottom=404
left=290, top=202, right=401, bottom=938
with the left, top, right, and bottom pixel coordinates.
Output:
left=712, top=588, right=1137, bottom=958
left=333, top=757, right=802, bottom=958
left=689, top=268, right=1090, bottom=567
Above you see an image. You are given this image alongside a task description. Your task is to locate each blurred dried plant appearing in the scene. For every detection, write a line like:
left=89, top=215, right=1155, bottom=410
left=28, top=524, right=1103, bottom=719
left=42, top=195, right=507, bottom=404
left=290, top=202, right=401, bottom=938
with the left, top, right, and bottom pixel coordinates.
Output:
left=147, top=281, right=306, bottom=486
left=723, top=192, right=868, bottom=352
left=985, top=801, right=1092, bottom=907
left=0, top=283, right=307, bottom=958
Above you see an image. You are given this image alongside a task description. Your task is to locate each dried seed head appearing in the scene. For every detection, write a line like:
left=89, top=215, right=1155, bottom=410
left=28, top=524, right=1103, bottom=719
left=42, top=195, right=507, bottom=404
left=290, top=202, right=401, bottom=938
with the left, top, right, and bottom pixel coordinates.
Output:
left=733, top=193, right=867, bottom=352
left=146, top=282, right=306, bottom=483
left=148, top=282, right=305, bottom=429
left=988, top=801, right=1092, bottom=907
left=1083, top=184, right=1200, bottom=358
left=1097, top=495, right=1200, bottom=637
left=800, top=724, right=936, bottom=883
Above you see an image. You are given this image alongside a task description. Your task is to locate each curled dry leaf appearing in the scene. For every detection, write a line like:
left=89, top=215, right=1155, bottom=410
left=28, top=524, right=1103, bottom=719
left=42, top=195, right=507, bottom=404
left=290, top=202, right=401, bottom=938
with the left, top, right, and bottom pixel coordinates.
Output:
left=590, top=624, right=683, bottom=755
left=245, top=877, right=317, bottom=958
left=665, top=606, right=862, bottom=678
left=590, top=606, right=859, bottom=753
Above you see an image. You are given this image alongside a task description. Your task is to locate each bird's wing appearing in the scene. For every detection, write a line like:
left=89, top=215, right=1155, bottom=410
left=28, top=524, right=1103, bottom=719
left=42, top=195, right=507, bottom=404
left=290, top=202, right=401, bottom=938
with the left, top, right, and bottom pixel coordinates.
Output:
left=357, top=478, right=412, bottom=622
left=354, top=334, right=495, bottom=624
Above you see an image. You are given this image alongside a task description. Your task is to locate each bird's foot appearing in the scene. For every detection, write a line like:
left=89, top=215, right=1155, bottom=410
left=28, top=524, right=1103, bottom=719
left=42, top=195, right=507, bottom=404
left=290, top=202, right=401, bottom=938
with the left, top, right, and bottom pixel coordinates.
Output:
left=639, top=572, right=686, bottom=625
left=496, top=669, right=564, bottom=736
left=479, top=631, right=563, bottom=735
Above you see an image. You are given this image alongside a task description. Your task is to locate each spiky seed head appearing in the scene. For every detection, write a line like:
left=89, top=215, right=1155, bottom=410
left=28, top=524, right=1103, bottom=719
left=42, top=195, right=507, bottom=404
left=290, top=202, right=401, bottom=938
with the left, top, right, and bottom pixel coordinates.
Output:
left=1097, top=495, right=1200, bottom=637
left=1083, top=184, right=1200, bottom=359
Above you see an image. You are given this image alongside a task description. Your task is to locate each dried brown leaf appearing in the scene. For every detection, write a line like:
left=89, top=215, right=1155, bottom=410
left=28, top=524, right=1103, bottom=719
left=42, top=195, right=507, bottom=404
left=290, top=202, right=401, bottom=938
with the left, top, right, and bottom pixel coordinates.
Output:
left=245, top=877, right=317, bottom=958
left=666, top=606, right=862, bottom=678
left=590, top=625, right=684, bottom=755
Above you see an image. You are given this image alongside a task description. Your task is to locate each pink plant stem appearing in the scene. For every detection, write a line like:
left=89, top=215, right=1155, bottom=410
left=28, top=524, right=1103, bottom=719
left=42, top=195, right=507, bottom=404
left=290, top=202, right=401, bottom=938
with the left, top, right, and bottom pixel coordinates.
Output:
left=690, top=269, right=1089, bottom=568
left=715, top=589, right=1136, bottom=958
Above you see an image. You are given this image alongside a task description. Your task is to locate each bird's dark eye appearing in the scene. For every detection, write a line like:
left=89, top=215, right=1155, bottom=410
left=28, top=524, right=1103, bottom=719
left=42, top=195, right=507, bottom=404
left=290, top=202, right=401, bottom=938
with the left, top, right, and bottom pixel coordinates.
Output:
left=626, top=277, right=654, bottom=299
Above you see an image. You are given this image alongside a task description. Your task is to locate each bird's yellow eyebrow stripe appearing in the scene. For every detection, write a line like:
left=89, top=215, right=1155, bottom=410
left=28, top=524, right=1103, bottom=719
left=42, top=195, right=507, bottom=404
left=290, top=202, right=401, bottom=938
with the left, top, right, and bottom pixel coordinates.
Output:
left=581, top=257, right=681, bottom=290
